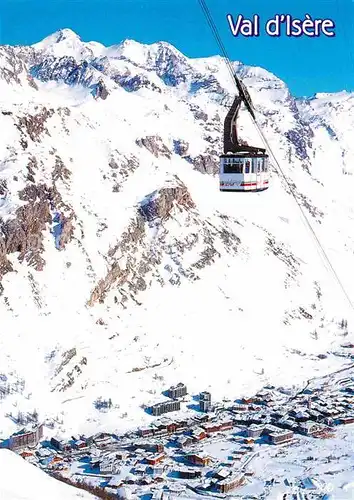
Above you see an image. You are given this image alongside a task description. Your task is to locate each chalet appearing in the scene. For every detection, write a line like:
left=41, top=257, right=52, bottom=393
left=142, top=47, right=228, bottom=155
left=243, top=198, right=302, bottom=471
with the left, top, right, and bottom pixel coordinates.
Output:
left=247, top=424, right=264, bottom=439
left=148, top=465, right=165, bottom=476
left=277, top=418, right=297, bottom=431
left=255, top=391, right=273, bottom=404
left=307, top=410, right=322, bottom=422
left=176, top=436, right=193, bottom=449
left=271, top=410, right=287, bottom=419
left=134, top=464, right=147, bottom=475
left=186, top=453, right=211, bottom=467
left=193, top=414, right=210, bottom=424
left=232, top=413, right=249, bottom=425
left=90, top=458, right=101, bottom=469
left=115, top=450, right=129, bottom=460
left=219, top=419, right=233, bottom=431
left=216, top=472, right=245, bottom=493
left=73, top=440, right=88, bottom=450
left=99, top=453, right=121, bottom=475
left=134, top=442, right=163, bottom=454
left=214, top=467, right=231, bottom=480
left=263, top=424, right=284, bottom=435
left=202, top=423, right=221, bottom=434
left=36, top=448, right=53, bottom=459
left=250, top=404, right=263, bottom=412
left=155, top=419, right=169, bottom=430
left=139, top=428, right=153, bottom=438
left=154, top=417, right=178, bottom=433
left=322, top=407, right=341, bottom=417
left=146, top=453, right=165, bottom=466
left=100, top=461, right=121, bottom=475
left=135, top=448, right=147, bottom=457
left=140, top=477, right=153, bottom=486
left=340, top=415, right=354, bottom=425
left=166, top=422, right=177, bottom=434
left=191, top=427, right=207, bottom=441
left=151, top=423, right=169, bottom=436
left=91, top=433, right=116, bottom=448
left=298, top=422, right=325, bottom=436
left=242, top=397, right=255, bottom=404
left=50, top=437, right=71, bottom=453
left=175, top=420, right=188, bottom=431
left=293, top=411, right=310, bottom=422
left=123, top=474, right=136, bottom=484
left=232, top=404, right=249, bottom=412
left=268, top=430, right=294, bottom=445
left=177, top=467, right=202, bottom=479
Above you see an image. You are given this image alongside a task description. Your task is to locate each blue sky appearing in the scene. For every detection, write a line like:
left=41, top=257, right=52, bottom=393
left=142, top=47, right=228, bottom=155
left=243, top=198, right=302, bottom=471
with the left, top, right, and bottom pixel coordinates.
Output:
left=1, top=0, right=353, bottom=96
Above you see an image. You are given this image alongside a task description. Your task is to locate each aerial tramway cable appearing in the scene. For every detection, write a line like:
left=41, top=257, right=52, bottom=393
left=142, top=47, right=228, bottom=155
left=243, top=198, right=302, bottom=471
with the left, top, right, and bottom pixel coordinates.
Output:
left=198, top=0, right=354, bottom=315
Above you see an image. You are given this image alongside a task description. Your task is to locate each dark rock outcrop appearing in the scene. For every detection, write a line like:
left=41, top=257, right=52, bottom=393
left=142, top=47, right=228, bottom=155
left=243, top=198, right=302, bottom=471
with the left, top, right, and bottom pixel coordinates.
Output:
left=0, top=46, right=31, bottom=86
left=192, top=153, right=219, bottom=175
left=136, top=135, right=171, bottom=158
left=91, top=79, right=109, bottom=100
left=173, top=139, right=189, bottom=156
left=139, top=182, right=196, bottom=222
left=114, top=72, right=162, bottom=93
left=0, top=183, right=75, bottom=279
left=30, top=56, right=94, bottom=86
left=87, top=215, right=146, bottom=306
left=0, top=184, right=51, bottom=276
left=16, top=108, right=54, bottom=142
left=88, top=179, right=196, bottom=305
left=52, top=155, right=71, bottom=182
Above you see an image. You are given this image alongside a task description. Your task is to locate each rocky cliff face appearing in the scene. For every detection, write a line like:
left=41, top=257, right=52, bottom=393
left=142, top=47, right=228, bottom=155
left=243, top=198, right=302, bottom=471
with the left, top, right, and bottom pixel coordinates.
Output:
left=0, top=31, right=354, bottom=435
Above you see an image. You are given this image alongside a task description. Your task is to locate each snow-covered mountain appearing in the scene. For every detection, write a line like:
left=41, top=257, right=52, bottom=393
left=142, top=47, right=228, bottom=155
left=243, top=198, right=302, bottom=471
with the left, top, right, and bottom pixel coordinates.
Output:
left=1, top=28, right=354, bottom=439
left=0, top=449, right=94, bottom=499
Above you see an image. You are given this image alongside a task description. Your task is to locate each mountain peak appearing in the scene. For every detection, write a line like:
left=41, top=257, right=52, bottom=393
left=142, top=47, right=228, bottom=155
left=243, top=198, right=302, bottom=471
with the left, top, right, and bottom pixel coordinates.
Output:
left=55, top=28, right=80, bottom=43
left=32, top=28, right=80, bottom=49
left=31, top=28, right=104, bottom=61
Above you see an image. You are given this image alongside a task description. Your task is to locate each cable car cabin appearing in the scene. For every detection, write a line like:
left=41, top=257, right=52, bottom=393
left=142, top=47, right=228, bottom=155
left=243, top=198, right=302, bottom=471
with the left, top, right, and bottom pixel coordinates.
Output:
left=219, top=153, right=269, bottom=192
left=219, top=75, right=270, bottom=192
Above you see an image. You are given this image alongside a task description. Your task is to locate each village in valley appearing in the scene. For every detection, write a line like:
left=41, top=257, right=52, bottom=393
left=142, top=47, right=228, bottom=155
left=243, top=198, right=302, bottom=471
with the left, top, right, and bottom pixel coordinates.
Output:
left=1, top=363, right=354, bottom=500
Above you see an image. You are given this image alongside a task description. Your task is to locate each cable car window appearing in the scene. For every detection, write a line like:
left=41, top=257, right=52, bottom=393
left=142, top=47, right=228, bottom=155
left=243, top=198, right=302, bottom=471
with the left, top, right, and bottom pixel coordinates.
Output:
left=257, top=160, right=261, bottom=173
left=245, top=160, right=250, bottom=174
left=223, top=159, right=244, bottom=174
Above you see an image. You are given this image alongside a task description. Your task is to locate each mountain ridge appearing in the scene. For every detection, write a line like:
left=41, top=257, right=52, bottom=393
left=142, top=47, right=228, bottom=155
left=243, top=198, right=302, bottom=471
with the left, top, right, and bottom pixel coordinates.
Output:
left=0, top=30, right=353, bottom=438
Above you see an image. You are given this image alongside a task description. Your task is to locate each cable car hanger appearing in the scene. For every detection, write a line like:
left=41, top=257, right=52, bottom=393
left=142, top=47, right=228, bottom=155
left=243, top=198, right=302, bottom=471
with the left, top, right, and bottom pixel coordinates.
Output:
left=198, top=0, right=269, bottom=191
left=220, top=81, right=270, bottom=191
